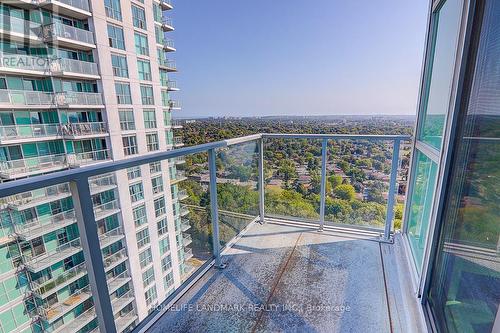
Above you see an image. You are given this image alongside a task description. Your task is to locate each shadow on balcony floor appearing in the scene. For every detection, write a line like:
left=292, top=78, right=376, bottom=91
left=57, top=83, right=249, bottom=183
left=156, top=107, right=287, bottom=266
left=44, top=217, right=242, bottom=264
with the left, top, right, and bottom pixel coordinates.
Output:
left=147, top=219, right=426, bottom=333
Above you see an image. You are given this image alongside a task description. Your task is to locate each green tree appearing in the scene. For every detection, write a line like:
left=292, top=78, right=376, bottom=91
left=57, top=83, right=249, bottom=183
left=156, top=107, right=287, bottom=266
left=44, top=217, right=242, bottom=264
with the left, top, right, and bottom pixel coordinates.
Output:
left=333, top=184, right=356, bottom=201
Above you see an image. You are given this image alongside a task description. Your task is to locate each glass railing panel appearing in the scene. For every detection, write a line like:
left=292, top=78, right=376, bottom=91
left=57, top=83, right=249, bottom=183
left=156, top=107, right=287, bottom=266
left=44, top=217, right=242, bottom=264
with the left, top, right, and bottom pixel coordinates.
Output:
left=216, top=141, right=260, bottom=246
left=323, top=138, right=410, bottom=230
left=264, top=138, right=322, bottom=222
left=43, top=21, right=95, bottom=45
left=0, top=14, right=42, bottom=38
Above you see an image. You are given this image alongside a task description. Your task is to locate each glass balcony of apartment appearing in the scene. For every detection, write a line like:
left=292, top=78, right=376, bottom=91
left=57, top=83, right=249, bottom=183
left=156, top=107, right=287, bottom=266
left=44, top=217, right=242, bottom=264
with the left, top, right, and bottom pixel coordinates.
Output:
left=0, top=154, right=67, bottom=179
left=107, top=271, right=132, bottom=295
left=165, top=80, right=179, bottom=91
left=158, top=58, right=177, bottom=72
left=160, top=37, right=176, bottom=52
left=180, top=218, right=191, bottom=232
left=0, top=90, right=55, bottom=109
left=0, top=123, right=60, bottom=144
left=13, top=209, right=76, bottom=241
left=177, top=204, right=190, bottom=218
left=177, top=188, right=188, bottom=200
left=54, top=91, right=104, bottom=108
left=37, top=284, right=92, bottom=323
left=160, top=0, right=173, bottom=10
left=103, top=248, right=128, bottom=271
left=37, top=0, right=92, bottom=20
left=6, top=183, right=71, bottom=211
left=68, top=148, right=112, bottom=167
left=168, top=99, right=181, bottom=110
left=115, top=308, right=138, bottom=333
left=52, top=305, right=96, bottom=333
left=161, top=17, right=174, bottom=31
left=89, top=174, right=117, bottom=195
left=42, top=21, right=95, bottom=50
left=53, top=58, right=100, bottom=79
left=23, top=237, right=82, bottom=272
left=60, top=122, right=108, bottom=139
left=110, top=289, right=135, bottom=316
left=173, top=136, right=184, bottom=147
left=93, top=199, right=120, bottom=221
left=0, top=52, right=49, bottom=76
left=182, top=233, right=192, bottom=247
left=170, top=170, right=187, bottom=184
left=30, top=262, right=87, bottom=299
left=98, top=227, right=125, bottom=250
left=183, top=247, right=193, bottom=261
left=0, top=14, right=43, bottom=42
left=171, top=119, right=183, bottom=129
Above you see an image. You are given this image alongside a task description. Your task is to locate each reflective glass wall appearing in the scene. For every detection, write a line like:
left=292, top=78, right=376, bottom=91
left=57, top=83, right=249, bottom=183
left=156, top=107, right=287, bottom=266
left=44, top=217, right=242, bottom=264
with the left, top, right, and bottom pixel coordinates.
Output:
left=427, top=0, right=500, bottom=331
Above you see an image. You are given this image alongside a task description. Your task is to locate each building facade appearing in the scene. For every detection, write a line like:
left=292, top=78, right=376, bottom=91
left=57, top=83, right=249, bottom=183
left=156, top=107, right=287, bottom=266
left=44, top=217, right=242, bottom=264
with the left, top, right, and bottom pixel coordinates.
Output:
left=0, top=0, right=190, bottom=332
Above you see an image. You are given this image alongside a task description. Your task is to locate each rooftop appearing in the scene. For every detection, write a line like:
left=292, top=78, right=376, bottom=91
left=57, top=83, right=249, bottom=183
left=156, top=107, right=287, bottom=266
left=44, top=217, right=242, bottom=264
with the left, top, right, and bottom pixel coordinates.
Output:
left=146, top=218, right=426, bottom=333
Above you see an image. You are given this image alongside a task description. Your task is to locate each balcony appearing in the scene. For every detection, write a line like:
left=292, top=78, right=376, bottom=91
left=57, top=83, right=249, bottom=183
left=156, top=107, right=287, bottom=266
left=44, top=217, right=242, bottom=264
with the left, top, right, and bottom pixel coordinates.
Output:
left=53, top=306, right=96, bottom=333
left=161, top=37, right=176, bottom=52
left=111, top=290, right=135, bottom=315
left=68, top=149, right=112, bottom=167
left=30, top=262, right=87, bottom=299
left=55, top=92, right=104, bottom=108
left=162, top=17, right=174, bottom=31
left=0, top=14, right=42, bottom=42
left=115, top=309, right=138, bottom=333
left=165, top=80, right=180, bottom=91
left=89, top=174, right=117, bottom=194
left=54, top=58, right=100, bottom=79
left=158, top=58, right=177, bottom=72
left=177, top=189, right=188, bottom=200
left=0, top=123, right=60, bottom=144
left=14, top=210, right=76, bottom=241
left=172, top=119, right=183, bottom=128
left=160, top=0, right=173, bottom=10
left=98, top=227, right=125, bottom=250
left=103, top=248, right=128, bottom=271
left=168, top=100, right=181, bottom=111
left=170, top=170, right=187, bottom=184
left=0, top=133, right=432, bottom=333
left=173, top=136, right=184, bottom=147
left=38, top=0, right=92, bottom=20
left=23, top=237, right=82, bottom=272
left=38, top=285, right=92, bottom=323
left=0, top=90, right=54, bottom=109
left=7, top=183, right=71, bottom=211
left=180, top=219, right=191, bottom=232
left=42, top=21, right=95, bottom=50
left=60, top=122, right=108, bottom=139
left=0, top=154, right=67, bottom=179
left=93, top=199, right=120, bottom=221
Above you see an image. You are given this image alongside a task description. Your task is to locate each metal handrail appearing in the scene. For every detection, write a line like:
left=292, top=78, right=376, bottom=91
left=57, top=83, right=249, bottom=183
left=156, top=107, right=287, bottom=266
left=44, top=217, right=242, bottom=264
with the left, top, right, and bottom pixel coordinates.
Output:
left=0, top=123, right=60, bottom=141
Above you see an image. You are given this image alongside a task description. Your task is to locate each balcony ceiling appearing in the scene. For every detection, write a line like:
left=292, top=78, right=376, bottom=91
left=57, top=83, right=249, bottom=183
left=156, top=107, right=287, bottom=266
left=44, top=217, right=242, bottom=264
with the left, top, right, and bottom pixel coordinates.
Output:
left=147, top=219, right=427, bottom=332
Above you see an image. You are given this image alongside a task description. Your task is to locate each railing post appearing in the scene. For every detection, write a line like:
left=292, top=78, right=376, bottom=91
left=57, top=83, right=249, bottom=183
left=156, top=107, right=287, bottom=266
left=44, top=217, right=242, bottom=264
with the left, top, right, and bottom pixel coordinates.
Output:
left=208, top=148, right=226, bottom=269
left=70, top=177, right=116, bottom=333
left=383, top=139, right=401, bottom=242
left=319, top=138, right=328, bottom=232
left=258, top=138, right=265, bottom=224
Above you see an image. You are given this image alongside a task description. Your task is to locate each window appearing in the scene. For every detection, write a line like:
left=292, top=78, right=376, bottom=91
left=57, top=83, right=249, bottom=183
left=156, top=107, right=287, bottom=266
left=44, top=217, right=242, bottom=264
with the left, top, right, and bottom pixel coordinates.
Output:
left=131, top=5, right=147, bottom=30
left=151, top=175, right=163, bottom=194
left=164, top=272, right=174, bottom=289
left=163, top=111, right=171, bottom=126
left=133, top=205, right=147, bottom=227
left=122, top=135, right=138, bottom=156
left=144, top=286, right=157, bottom=306
left=161, top=90, right=170, bottom=107
left=136, top=228, right=150, bottom=249
left=137, top=60, right=152, bottom=81
left=119, top=109, right=135, bottom=131
left=146, top=133, right=159, bottom=152
left=129, top=182, right=144, bottom=203
left=154, top=197, right=166, bottom=217
left=134, top=32, right=149, bottom=56
left=139, top=248, right=153, bottom=269
left=157, top=218, right=168, bottom=236
left=107, top=24, right=125, bottom=50
left=143, top=109, right=157, bottom=128
left=115, top=83, right=132, bottom=104
left=104, top=0, right=122, bottom=20
left=111, top=54, right=128, bottom=78
left=161, top=255, right=172, bottom=272
left=150, top=161, right=161, bottom=174
left=159, top=237, right=169, bottom=255
left=141, top=85, right=154, bottom=105
left=142, top=267, right=155, bottom=288
left=127, top=166, right=141, bottom=180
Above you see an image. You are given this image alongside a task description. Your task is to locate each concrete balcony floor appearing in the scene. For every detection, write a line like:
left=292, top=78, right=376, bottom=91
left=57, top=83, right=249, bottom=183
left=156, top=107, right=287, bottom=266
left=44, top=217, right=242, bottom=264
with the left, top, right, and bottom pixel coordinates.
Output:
left=147, top=219, right=427, bottom=333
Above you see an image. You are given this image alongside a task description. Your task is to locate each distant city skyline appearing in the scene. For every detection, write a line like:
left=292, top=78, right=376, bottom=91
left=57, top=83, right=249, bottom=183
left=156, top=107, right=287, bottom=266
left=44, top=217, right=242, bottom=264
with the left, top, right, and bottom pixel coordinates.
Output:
left=171, top=0, right=428, bottom=118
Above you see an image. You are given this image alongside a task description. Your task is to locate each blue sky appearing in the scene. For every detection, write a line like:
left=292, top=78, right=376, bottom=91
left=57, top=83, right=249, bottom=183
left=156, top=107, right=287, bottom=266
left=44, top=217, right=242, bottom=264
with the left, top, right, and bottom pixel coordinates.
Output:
left=169, top=0, right=428, bottom=118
